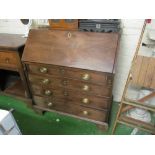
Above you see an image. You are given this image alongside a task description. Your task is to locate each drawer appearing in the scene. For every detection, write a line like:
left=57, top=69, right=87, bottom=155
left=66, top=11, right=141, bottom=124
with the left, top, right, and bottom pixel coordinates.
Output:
left=30, top=81, right=112, bottom=98
left=31, top=84, right=111, bottom=109
left=67, top=92, right=112, bottom=110
left=27, top=64, right=113, bottom=85
left=33, top=95, right=65, bottom=108
left=0, top=51, right=19, bottom=69
left=28, top=74, right=112, bottom=97
left=33, top=89, right=111, bottom=110
left=33, top=95, right=108, bottom=122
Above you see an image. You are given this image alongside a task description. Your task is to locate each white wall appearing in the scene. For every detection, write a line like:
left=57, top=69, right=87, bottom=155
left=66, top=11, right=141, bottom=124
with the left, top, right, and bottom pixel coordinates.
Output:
left=0, top=19, right=27, bottom=34
left=0, top=19, right=145, bottom=102
left=0, top=19, right=49, bottom=34
left=113, top=19, right=145, bottom=102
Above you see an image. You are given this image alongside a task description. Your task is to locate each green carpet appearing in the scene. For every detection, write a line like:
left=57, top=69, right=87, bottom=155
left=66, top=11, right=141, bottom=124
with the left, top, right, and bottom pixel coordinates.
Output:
left=0, top=95, right=148, bottom=135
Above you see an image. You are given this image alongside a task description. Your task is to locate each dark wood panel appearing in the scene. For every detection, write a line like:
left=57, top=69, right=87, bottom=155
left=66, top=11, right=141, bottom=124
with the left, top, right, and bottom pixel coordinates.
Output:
left=22, top=29, right=119, bottom=73
left=27, top=63, right=113, bottom=85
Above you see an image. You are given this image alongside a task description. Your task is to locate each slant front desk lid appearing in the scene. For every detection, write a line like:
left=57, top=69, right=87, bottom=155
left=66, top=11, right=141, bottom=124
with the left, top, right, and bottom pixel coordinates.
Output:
left=22, top=29, right=119, bottom=73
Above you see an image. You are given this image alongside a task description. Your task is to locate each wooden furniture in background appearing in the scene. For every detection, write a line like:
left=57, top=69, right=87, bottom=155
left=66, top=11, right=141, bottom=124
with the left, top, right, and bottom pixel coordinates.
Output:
left=48, top=19, right=78, bottom=30
left=0, top=34, right=30, bottom=99
left=22, top=29, right=119, bottom=129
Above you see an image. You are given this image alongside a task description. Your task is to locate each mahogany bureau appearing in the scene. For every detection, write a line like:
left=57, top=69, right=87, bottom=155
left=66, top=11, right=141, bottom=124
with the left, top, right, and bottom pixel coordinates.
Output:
left=0, top=34, right=30, bottom=99
left=22, top=29, right=119, bottom=129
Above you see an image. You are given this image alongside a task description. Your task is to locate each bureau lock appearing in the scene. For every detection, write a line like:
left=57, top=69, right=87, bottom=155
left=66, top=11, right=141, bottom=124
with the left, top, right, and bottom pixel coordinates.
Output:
left=68, top=32, right=72, bottom=38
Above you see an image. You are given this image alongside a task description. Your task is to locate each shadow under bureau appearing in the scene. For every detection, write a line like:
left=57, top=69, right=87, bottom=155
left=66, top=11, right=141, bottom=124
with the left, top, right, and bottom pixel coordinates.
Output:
left=22, top=29, right=119, bottom=129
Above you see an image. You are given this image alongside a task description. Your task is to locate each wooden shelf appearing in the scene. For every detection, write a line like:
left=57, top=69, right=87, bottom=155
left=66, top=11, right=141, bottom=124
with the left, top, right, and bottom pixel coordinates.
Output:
left=4, top=79, right=26, bottom=98
left=123, top=99, right=155, bottom=112
left=118, top=116, right=155, bottom=134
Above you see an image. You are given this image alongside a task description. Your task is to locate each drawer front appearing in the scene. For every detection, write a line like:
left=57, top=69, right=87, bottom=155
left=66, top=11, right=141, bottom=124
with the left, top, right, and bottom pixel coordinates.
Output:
left=33, top=95, right=65, bottom=108
left=0, top=51, right=18, bottom=69
left=33, top=95, right=108, bottom=122
left=31, top=82, right=112, bottom=99
left=28, top=74, right=112, bottom=97
left=33, top=88, right=111, bottom=110
left=68, top=93, right=112, bottom=109
left=31, top=84, right=111, bottom=110
left=27, top=64, right=113, bottom=85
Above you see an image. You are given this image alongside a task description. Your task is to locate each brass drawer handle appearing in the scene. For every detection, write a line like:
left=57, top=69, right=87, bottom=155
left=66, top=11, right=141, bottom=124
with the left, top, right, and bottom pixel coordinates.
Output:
left=82, top=85, right=89, bottom=91
left=5, top=58, right=10, bottom=63
left=47, top=102, right=53, bottom=107
left=39, top=67, right=48, bottom=73
left=82, top=73, right=90, bottom=81
left=42, top=78, right=50, bottom=84
left=44, top=90, right=52, bottom=96
left=83, top=110, right=88, bottom=115
left=82, top=98, right=89, bottom=104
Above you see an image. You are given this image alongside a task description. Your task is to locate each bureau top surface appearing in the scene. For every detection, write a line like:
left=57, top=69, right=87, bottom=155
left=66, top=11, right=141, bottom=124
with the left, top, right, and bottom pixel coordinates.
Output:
left=22, top=29, right=119, bottom=73
left=0, top=33, right=26, bottom=51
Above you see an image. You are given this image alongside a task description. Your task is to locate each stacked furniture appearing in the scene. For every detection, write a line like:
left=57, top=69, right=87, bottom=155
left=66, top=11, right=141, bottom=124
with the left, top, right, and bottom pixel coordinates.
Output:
left=22, top=29, right=119, bottom=129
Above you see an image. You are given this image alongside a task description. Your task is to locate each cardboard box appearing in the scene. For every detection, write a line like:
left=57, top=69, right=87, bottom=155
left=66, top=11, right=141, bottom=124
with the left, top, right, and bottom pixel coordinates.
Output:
left=0, top=109, right=21, bottom=135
